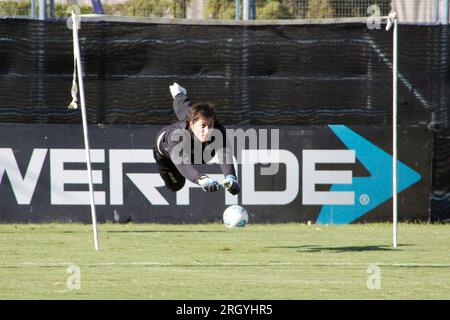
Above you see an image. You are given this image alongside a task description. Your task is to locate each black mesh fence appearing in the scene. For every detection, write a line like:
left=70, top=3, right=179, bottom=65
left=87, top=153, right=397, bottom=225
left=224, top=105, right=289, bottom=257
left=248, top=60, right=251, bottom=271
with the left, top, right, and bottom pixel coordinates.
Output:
left=0, top=18, right=449, bottom=219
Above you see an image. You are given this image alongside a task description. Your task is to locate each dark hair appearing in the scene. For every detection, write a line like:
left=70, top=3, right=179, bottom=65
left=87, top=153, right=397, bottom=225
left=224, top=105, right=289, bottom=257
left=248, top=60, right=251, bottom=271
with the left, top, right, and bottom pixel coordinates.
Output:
left=187, top=102, right=216, bottom=124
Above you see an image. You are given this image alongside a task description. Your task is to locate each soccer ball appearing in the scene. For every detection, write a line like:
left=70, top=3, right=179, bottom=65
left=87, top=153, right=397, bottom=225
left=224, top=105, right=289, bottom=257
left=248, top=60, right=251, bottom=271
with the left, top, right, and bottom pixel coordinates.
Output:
left=223, top=205, right=249, bottom=228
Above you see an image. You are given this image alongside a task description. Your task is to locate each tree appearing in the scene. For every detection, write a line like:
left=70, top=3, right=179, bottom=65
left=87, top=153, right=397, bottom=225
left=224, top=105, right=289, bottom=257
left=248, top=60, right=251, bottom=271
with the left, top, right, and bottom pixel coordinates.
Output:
left=257, top=0, right=293, bottom=19
left=204, top=0, right=235, bottom=19
left=173, top=0, right=188, bottom=18
left=125, top=0, right=173, bottom=18
left=306, top=0, right=334, bottom=19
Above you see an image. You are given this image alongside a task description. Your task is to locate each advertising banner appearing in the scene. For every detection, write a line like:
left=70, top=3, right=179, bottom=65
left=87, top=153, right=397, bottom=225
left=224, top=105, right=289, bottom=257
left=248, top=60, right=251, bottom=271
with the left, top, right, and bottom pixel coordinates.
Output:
left=0, top=124, right=431, bottom=224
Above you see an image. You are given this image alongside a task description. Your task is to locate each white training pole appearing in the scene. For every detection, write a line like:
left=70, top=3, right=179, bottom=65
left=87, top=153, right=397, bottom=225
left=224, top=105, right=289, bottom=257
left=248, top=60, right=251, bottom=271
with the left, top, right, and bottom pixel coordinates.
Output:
left=72, top=11, right=100, bottom=251
left=390, top=13, right=398, bottom=249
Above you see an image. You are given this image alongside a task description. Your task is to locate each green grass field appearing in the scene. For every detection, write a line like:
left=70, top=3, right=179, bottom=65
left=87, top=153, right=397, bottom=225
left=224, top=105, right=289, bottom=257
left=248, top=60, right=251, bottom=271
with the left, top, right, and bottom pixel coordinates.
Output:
left=0, top=223, right=449, bottom=299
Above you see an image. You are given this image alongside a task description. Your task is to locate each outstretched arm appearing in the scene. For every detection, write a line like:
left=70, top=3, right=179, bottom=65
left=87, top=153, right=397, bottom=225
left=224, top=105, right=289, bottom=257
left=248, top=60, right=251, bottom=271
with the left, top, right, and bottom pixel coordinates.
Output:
left=173, top=161, right=221, bottom=192
left=216, top=123, right=240, bottom=195
left=170, top=82, right=192, bottom=121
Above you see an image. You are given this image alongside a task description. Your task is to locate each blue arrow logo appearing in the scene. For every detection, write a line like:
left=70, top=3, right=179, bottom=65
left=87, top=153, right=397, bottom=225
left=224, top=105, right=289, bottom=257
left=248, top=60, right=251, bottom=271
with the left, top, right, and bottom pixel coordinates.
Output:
left=316, top=125, right=421, bottom=224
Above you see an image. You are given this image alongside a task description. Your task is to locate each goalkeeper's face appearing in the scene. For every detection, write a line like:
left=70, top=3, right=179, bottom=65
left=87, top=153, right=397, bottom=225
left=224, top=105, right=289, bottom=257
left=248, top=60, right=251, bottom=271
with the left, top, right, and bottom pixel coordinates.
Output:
left=190, top=117, right=215, bottom=142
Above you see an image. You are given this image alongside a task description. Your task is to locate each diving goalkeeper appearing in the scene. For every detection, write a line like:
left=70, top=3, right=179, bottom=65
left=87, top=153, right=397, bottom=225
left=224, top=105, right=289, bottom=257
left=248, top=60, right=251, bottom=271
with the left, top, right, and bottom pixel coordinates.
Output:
left=153, top=83, right=240, bottom=195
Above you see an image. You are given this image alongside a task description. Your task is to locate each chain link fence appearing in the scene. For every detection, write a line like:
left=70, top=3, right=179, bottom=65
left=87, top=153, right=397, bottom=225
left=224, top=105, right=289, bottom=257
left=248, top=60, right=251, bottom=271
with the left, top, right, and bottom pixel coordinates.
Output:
left=0, top=0, right=439, bottom=21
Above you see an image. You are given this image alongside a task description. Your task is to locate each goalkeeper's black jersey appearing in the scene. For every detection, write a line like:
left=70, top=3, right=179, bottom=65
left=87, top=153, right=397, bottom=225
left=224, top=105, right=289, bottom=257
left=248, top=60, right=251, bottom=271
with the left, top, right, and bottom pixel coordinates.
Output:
left=155, top=109, right=236, bottom=184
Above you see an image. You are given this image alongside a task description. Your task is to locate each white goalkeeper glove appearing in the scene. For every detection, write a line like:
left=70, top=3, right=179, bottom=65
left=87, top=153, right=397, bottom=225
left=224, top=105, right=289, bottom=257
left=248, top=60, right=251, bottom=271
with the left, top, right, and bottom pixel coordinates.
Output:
left=223, top=175, right=240, bottom=195
left=197, top=175, right=221, bottom=192
left=169, top=82, right=187, bottom=99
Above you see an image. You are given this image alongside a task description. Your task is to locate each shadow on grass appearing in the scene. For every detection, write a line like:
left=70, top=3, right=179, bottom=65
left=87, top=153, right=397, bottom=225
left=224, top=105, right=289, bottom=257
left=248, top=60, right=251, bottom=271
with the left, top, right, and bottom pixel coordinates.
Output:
left=267, top=244, right=413, bottom=253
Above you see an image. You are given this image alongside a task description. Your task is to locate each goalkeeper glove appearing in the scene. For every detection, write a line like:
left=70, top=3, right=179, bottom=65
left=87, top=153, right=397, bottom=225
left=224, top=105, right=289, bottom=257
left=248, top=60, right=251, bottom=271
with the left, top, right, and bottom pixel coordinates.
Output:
left=197, top=175, right=221, bottom=192
left=169, top=82, right=187, bottom=99
left=223, top=175, right=240, bottom=195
